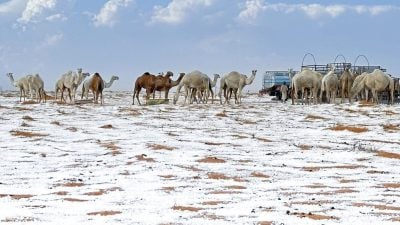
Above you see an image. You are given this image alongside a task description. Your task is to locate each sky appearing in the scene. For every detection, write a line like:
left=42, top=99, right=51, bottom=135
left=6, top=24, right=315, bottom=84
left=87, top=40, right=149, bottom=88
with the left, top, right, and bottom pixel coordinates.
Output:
left=1, top=0, right=400, bottom=92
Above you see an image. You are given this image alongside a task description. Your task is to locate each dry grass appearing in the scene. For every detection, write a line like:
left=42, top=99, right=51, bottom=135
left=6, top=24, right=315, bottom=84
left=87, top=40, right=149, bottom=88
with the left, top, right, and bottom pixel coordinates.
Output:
left=297, top=144, right=311, bottom=150
left=305, top=114, right=327, bottom=120
left=382, top=124, right=400, bottom=132
left=135, top=154, right=155, bottom=162
left=197, top=156, right=226, bottom=163
left=50, top=121, right=61, bottom=126
left=87, top=211, right=122, bottom=216
left=329, top=124, right=368, bottom=133
left=22, top=115, right=35, bottom=121
left=100, top=124, right=114, bottom=129
left=147, top=143, right=175, bottom=151
left=100, top=142, right=122, bottom=155
left=10, top=130, right=48, bottom=138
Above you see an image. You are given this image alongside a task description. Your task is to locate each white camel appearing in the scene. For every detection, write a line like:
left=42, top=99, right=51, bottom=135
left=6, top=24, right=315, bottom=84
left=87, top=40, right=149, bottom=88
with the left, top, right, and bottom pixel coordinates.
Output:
left=173, top=70, right=211, bottom=105
left=320, top=69, right=339, bottom=104
left=28, top=74, right=46, bottom=103
left=81, top=75, right=119, bottom=100
left=219, top=70, right=257, bottom=104
left=339, top=67, right=354, bottom=103
left=350, top=69, right=394, bottom=104
left=291, top=68, right=323, bottom=105
left=6, top=73, right=30, bottom=102
left=55, top=68, right=89, bottom=103
left=192, top=73, right=220, bottom=104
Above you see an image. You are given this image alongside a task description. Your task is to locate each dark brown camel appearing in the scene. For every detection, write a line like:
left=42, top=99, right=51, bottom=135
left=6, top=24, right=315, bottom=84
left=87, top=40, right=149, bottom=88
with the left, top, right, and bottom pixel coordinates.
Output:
left=153, top=72, right=186, bottom=100
left=132, top=72, right=156, bottom=105
left=90, top=73, right=104, bottom=104
left=153, top=71, right=174, bottom=99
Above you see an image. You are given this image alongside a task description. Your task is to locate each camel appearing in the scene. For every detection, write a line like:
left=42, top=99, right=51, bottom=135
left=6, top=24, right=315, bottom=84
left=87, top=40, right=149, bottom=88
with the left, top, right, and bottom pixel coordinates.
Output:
left=132, top=72, right=156, bottom=105
left=153, top=72, right=186, bottom=100
left=320, top=70, right=339, bottom=104
left=81, top=75, right=119, bottom=100
left=350, top=69, right=394, bottom=104
left=339, top=67, right=354, bottom=103
left=152, top=71, right=173, bottom=99
left=6, top=73, right=30, bottom=102
left=291, top=68, right=323, bottom=105
left=27, top=74, right=46, bottom=103
left=55, top=68, right=89, bottom=103
left=219, top=70, right=257, bottom=104
left=173, top=70, right=212, bottom=105
left=192, top=73, right=220, bottom=103
left=90, top=73, right=104, bottom=104
left=280, top=83, right=288, bottom=102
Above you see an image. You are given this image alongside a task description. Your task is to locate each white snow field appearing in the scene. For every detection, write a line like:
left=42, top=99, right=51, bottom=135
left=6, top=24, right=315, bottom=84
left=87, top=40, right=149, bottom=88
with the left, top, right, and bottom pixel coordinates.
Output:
left=0, top=91, right=399, bottom=225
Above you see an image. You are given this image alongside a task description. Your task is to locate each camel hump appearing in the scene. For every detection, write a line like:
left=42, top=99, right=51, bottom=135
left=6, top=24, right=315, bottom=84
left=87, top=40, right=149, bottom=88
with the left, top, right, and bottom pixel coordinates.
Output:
left=94, top=72, right=100, bottom=78
left=144, top=72, right=151, bottom=75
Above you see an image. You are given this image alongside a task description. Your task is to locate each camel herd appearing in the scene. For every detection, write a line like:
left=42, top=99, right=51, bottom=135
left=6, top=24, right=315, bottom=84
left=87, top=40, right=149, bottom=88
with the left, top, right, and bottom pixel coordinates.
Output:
left=6, top=69, right=119, bottom=105
left=5, top=67, right=399, bottom=105
left=290, top=67, right=397, bottom=105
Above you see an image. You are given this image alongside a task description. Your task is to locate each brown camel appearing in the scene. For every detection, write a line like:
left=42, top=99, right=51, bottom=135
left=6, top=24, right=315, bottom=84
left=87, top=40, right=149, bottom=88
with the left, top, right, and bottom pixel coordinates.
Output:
left=90, top=73, right=104, bottom=104
left=152, top=72, right=186, bottom=100
left=339, top=67, right=354, bottom=103
left=132, top=72, right=156, bottom=105
left=153, top=71, right=174, bottom=99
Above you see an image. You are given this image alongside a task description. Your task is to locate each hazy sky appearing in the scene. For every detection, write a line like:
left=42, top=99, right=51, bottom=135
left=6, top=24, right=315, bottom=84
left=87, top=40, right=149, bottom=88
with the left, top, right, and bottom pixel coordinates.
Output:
left=1, top=0, right=399, bottom=91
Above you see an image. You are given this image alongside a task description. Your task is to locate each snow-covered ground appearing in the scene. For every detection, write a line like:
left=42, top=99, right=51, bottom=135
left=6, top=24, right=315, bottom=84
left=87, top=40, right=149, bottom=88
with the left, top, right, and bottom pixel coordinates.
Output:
left=0, top=91, right=399, bottom=225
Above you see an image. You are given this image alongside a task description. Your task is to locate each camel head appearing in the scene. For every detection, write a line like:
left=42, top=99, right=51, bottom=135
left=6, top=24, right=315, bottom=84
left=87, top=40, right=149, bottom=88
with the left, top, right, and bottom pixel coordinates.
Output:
left=111, top=75, right=119, bottom=81
left=6, top=72, right=13, bottom=78
left=82, top=72, right=90, bottom=78
left=165, top=71, right=174, bottom=78
left=77, top=68, right=83, bottom=74
left=213, top=74, right=220, bottom=79
left=251, top=70, right=257, bottom=76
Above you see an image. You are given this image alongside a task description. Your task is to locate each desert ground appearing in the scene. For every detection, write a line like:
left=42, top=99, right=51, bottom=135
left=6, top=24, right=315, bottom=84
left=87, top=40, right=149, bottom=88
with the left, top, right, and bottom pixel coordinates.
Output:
left=0, top=91, right=399, bottom=225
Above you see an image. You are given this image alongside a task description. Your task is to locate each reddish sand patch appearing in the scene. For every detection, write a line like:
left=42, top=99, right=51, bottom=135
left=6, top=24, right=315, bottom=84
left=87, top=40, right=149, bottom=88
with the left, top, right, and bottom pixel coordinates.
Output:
left=53, top=191, right=68, bottom=196
left=258, top=222, right=273, bottom=225
left=99, top=124, right=114, bottom=129
left=215, top=111, right=227, bottom=117
left=208, top=190, right=242, bottom=195
left=172, top=205, right=202, bottom=212
left=305, top=114, right=327, bottom=120
left=201, top=201, right=226, bottom=205
left=376, top=151, right=400, bottom=160
left=10, top=130, right=48, bottom=138
left=296, top=212, right=338, bottom=220
left=159, top=175, right=177, bottom=179
left=161, top=187, right=175, bottom=193
left=87, top=211, right=122, bottom=216
left=0, top=194, right=34, bottom=200
left=135, top=154, right=155, bottom=162
left=328, top=124, right=368, bottom=133
left=339, top=179, right=357, bottom=183
left=62, top=182, right=85, bottom=187
left=147, top=143, right=175, bottom=151
left=298, top=144, right=311, bottom=150
left=225, top=185, right=246, bottom=190
left=197, top=156, right=226, bottom=163
left=250, top=172, right=270, bottom=178
left=383, top=183, right=400, bottom=189
left=207, top=172, right=230, bottom=180
left=64, top=198, right=88, bottom=202
left=303, top=164, right=364, bottom=172
left=176, top=165, right=203, bottom=172
left=84, top=187, right=123, bottom=196
left=256, top=137, right=273, bottom=142
left=304, top=183, right=327, bottom=188
left=353, top=203, right=400, bottom=211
